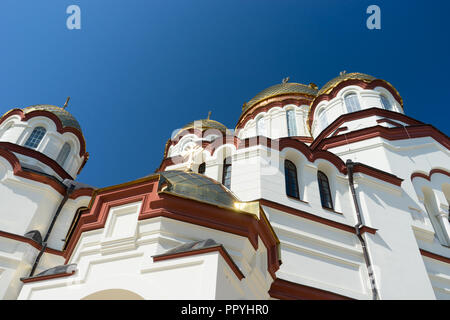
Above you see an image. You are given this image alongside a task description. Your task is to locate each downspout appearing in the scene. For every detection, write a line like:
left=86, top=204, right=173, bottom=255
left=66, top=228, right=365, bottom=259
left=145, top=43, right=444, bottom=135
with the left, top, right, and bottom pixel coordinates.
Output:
left=346, top=159, right=380, bottom=300
left=28, top=183, right=75, bottom=277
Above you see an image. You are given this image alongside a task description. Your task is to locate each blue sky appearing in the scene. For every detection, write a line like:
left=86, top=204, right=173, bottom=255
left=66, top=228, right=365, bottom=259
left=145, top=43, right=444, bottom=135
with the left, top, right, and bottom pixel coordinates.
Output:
left=0, top=0, right=449, bottom=188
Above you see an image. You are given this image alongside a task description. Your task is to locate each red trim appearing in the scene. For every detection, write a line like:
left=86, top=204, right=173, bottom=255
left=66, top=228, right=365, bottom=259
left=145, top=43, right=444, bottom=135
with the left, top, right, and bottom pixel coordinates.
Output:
left=153, top=245, right=245, bottom=280
left=236, top=96, right=314, bottom=130
left=21, top=271, right=75, bottom=283
left=352, top=163, right=403, bottom=187
left=420, top=249, right=450, bottom=264
left=0, top=147, right=94, bottom=199
left=63, top=177, right=281, bottom=279
left=310, top=108, right=423, bottom=149
left=314, top=124, right=450, bottom=152
left=269, top=278, right=354, bottom=300
left=376, top=118, right=403, bottom=128
left=360, top=226, right=377, bottom=235
left=0, top=109, right=86, bottom=157
left=259, top=199, right=377, bottom=235
left=411, top=168, right=450, bottom=182
left=158, top=135, right=403, bottom=187
left=308, top=79, right=403, bottom=128
left=0, top=142, right=73, bottom=180
left=331, top=126, right=348, bottom=137
left=0, top=230, right=64, bottom=256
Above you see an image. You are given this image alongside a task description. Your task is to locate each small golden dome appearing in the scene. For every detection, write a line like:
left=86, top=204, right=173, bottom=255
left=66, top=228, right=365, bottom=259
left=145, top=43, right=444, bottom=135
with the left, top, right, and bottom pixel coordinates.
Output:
left=317, top=72, right=376, bottom=96
left=174, top=118, right=228, bottom=138
left=22, top=104, right=82, bottom=131
left=243, top=82, right=318, bottom=114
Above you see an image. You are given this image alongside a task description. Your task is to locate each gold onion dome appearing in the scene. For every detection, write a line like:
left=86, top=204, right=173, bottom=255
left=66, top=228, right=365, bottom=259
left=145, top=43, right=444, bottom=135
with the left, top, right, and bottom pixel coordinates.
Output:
left=317, top=72, right=376, bottom=96
left=21, top=104, right=82, bottom=131
left=175, top=118, right=228, bottom=137
left=243, top=82, right=319, bottom=114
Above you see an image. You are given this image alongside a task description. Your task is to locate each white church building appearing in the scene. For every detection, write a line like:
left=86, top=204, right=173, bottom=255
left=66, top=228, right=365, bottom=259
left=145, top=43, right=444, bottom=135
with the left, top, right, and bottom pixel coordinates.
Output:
left=0, top=72, right=449, bottom=300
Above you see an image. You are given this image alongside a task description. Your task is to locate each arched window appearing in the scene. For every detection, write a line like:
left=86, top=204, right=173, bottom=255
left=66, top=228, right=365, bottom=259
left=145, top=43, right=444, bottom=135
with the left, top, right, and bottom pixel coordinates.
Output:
left=423, top=188, right=449, bottom=246
left=198, top=162, right=206, bottom=174
left=344, top=93, right=361, bottom=113
left=222, top=157, right=232, bottom=189
left=56, top=143, right=71, bottom=166
left=318, top=171, right=333, bottom=209
left=24, top=127, right=46, bottom=149
left=256, top=117, right=265, bottom=136
left=380, top=95, right=392, bottom=111
left=286, top=109, right=297, bottom=136
left=317, top=109, right=327, bottom=130
left=284, top=160, right=299, bottom=199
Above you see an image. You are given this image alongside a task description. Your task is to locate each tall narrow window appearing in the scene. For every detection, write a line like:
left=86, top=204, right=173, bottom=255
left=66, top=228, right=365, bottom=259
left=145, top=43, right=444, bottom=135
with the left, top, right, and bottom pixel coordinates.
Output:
left=380, top=95, right=392, bottom=111
left=318, top=171, right=333, bottom=209
left=222, top=157, right=232, bottom=189
left=256, top=117, right=265, bottom=136
left=286, top=109, right=297, bottom=136
left=344, top=93, right=361, bottom=113
left=317, top=109, right=327, bottom=130
left=56, top=143, right=71, bottom=166
left=284, top=160, right=299, bottom=199
left=198, top=162, right=206, bottom=174
left=24, top=127, right=46, bottom=149
left=423, top=188, right=449, bottom=246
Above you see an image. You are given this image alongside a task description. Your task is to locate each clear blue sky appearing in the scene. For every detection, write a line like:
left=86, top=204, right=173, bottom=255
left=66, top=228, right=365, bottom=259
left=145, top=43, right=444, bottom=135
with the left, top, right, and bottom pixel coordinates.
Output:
left=1, top=0, right=449, bottom=188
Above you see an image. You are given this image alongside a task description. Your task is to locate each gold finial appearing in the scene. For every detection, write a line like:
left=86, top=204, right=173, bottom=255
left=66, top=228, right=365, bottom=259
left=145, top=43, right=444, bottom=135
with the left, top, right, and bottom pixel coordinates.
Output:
left=207, top=111, right=211, bottom=120
left=309, top=83, right=318, bottom=90
left=63, top=97, right=70, bottom=109
left=340, top=70, right=347, bottom=76
left=282, top=77, right=290, bottom=84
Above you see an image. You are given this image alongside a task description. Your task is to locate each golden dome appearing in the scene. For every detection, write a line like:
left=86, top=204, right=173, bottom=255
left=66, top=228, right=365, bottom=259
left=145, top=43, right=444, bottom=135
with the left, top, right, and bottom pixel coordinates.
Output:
left=158, top=170, right=237, bottom=209
left=174, top=118, right=228, bottom=138
left=317, top=72, right=376, bottom=96
left=22, top=104, right=82, bottom=131
left=243, top=82, right=318, bottom=113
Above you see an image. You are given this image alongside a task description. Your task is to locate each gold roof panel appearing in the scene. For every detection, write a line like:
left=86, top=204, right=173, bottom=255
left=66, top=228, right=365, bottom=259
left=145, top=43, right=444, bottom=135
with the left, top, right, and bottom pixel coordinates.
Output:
left=243, top=82, right=318, bottom=113
left=22, top=104, right=82, bottom=131
left=317, top=72, right=376, bottom=96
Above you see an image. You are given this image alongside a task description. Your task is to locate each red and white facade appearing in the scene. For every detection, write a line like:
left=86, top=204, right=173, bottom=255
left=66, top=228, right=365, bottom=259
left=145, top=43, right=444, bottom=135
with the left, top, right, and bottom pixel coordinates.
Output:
left=1, top=72, right=449, bottom=300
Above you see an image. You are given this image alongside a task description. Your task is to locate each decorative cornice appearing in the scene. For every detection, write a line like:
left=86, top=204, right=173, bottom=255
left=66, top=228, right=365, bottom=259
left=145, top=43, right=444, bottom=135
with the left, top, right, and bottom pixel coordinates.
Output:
left=313, top=124, right=450, bottom=152
left=259, top=198, right=378, bottom=235
left=63, top=175, right=281, bottom=279
left=411, top=168, right=450, bottom=182
left=153, top=245, right=245, bottom=280
left=0, top=109, right=87, bottom=157
left=0, top=147, right=94, bottom=199
left=158, top=135, right=403, bottom=187
left=0, top=230, right=63, bottom=256
left=269, top=278, right=354, bottom=300
left=21, top=271, right=75, bottom=283
left=0, top=142, right=73, bottom=180
left=420, top=249, right=450, bottom=264
left=308, top=79, right=404, bottom=129
left=310, top=108, right=424, bottom=150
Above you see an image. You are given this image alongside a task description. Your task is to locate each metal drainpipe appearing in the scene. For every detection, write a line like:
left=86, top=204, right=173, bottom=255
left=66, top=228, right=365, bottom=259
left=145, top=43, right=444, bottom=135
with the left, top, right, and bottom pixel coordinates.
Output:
left=346, top=159, right=380, bottom=300
left=28, top=183, right=75, bottom=277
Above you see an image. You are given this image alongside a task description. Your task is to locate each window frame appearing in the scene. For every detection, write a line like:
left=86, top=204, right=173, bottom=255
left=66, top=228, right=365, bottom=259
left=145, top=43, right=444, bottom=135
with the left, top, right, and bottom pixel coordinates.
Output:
left=317, top=170, right=333, bottom=210
left=344, top=93, right=361, bottom=113
left=286, top=109, right=297, bottom=137
left=24, top=126, right=47, bottom=149
left=222, top=157, right=232, bottom=189
left=56, top=142, right=71, bottom=167
left=284, top=160, right=300, bottom=199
